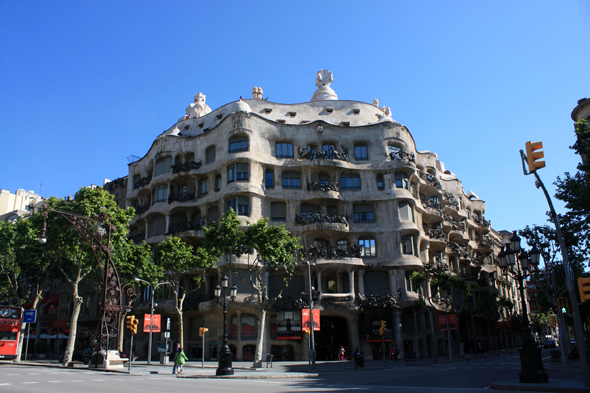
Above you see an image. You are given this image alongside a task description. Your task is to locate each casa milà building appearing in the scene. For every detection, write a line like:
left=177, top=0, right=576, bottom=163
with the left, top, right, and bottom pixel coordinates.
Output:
left=124, top=70, right=503, bottom=362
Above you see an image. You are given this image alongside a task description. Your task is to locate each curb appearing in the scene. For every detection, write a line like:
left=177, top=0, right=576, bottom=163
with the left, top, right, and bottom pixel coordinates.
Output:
left=490, top=382, right=590, bottom=393
left=180, top=373, right=319, bottom=379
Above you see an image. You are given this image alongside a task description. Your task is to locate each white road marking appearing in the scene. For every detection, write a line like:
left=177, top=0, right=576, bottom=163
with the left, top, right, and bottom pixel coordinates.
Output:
left=0, top=383, right=12, bottom=386
left=6, top=374, right=19, bottom=376
left=27, top=372, right=40, bottom=375
left=22, top=381, right=38, bottom=384
left=48, top=380, right=63, bottom=383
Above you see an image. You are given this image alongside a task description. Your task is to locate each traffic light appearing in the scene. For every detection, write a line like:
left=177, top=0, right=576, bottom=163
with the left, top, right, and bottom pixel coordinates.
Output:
left=557, top=297, right=569, bottom=315
left=578, top=277, right=590, bottom=302
left=126, top=315, right=135, bottom=331
left=379, top=320, right=387, bottom=335
left=525, top=141, right=546, bottom=173
left=199, top=327, right=209, bottom=337
left=126, top=315, right=138, bottom=334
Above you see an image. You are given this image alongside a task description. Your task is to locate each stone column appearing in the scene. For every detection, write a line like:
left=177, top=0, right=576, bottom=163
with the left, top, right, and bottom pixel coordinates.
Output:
left=336, top=271, right=343, bottom=293
left=348, top=270, right=355, bottom=300
left=165, top=214, right=171, bottom=234
left=317, top=269, right=323, bottom=294
left=394, top=310, right=403, bottom=358
left=358, top=269, right=365, bottom=296
left=388, top=270, right=396, bottom=295
left=348, top=314, right=360, bottom=355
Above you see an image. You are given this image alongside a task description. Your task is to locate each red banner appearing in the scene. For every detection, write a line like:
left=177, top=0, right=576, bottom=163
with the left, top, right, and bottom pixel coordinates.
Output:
left=301, top=309, right=320, bottom=331
left=438, top=314, right=458, bottom=331
left=143, top=314, right=161, bottom=333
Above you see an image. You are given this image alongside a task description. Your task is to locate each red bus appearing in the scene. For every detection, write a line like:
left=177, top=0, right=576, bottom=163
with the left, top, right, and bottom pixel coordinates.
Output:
left=0, top=306, right=22, bottom=359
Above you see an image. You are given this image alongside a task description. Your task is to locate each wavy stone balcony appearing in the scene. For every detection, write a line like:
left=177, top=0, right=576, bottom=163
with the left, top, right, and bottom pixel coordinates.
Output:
left=168, top=191, right=196, bottom=204
left=133, top=175, right=152, bottom=190
left=297, top=146, right=350, bottom=162
left=302, top=244, right=361, bottom=260
left=295, top=213, right=349, bottom=227
left=307, top=181, right=340, bottom=193
left=171, top=160, right=202, bottom=174
left=417, top=171, right=442, bottom=190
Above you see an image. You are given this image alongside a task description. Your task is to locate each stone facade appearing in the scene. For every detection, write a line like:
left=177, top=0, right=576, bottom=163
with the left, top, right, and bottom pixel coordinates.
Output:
left=123, top=71, right=515, bottom=362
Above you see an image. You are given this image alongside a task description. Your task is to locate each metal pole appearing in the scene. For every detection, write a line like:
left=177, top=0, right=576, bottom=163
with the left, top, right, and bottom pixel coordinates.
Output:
left=128, top=333, right=133, bottom=373
left=445, top=308, right=452, bottom=360
left=307, top=261, right=316, bottom=370
left=202, top=331, right=205, bottom=370
left=25, top=323, right=30, bottom=362
left=148, top=285, right=154, bottom=365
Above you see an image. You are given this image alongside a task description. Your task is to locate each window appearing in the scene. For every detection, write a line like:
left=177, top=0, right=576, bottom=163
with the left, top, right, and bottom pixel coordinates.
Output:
left=148, top=215, right=166, bottom=237
left=276, top=143, right=294, bottom=158
left=337, top=240, right=348, bottom=252
left=207, top=206, right=219, bottom=224
left=319, top=174, right=330, bottom=186
left=271, top=202, right=286, bottom=221
left=341, top=174, right=361, bottom=190
left=199, top=178, right=209, bottom=195
left=395, top=172, right=409, bottom=189
left=410, top=182, right=417, bottom=197
left=355, top=145, right=368, bottom=160
left=229, top=136, right=248, bottom=153
left=401, top=235, right=415, bottom=255
left=206, top=146, right=216, bottom=164
left=353, top=204, right=375, bottom=223
left=227, top=196, right=250, bottom=216
left=300, top=204, right=320, bottom=220
left=228, top=163, right=249, bottom=183
left=399, top=201, right=412, bottom=221
left=265, top=170, right=274, bottom=189
left=359, top=238, right=376, bottom=257
left=322, top=144, right=335, bottom=153
left=215, top=175, right=221, bottom=191
left=154, top=185, right=168, bottom=203
left=376, top=175, right=384, bottom=190
left=282, top=171, right=301, bottom=189
left=154, top=156, right=173, bottom=177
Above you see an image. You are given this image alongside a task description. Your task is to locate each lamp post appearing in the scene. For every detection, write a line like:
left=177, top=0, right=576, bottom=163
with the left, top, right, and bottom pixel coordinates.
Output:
left=134, top=278, right=172, bottom=365
left=433, top=294, right=453, bottom=361
left=303, top=261, right=316, bottom=370
left=498, top=231, right=548, bottom=384
left=214, top=274, right=237, bottom=376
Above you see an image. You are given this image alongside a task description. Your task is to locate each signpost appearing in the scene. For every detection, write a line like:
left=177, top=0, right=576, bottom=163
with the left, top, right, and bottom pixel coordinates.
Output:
left=22, top=310, right=36, bottom=362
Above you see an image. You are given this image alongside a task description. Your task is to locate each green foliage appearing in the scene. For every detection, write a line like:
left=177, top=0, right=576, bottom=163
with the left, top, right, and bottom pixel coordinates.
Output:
left=202, top=209, right=245, bottom=264
left=153, top=236, right=215, bottom=278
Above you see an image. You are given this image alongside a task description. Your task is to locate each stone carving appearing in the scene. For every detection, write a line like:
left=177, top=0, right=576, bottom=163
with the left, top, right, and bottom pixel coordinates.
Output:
left=298, top=145, right=349, bottom=161
left=356, top=293, right=399, bottom=310
left=186, top=92, right=212, bottom=118
left=316, top=126, right=323, bottom=132
left=310, top=69, right=338, bottom=101
left=252, top=86, right=263, bottom=100
left=373, top=98, right=379, bottom=107
left=388, top=149, right=415, bottom=163
left=295, top=212, right=348, bottom=226
left=307, top=181, right=339, bottom=192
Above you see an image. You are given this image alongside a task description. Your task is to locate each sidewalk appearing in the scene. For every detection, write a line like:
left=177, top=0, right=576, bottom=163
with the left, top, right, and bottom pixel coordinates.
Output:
left=3, top=353, right=590, bottom=391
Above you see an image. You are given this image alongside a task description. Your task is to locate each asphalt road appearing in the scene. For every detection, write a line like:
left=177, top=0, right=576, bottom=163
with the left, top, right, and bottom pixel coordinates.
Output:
left=0, top=351, right=578, bottom=393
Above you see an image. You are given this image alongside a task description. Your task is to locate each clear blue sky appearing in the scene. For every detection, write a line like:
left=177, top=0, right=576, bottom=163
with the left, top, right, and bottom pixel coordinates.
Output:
left=1, top=0, right=589, bottom=234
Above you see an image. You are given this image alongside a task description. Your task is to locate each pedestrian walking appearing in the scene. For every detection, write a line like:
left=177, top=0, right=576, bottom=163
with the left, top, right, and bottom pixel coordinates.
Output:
left=339, top=345, right=345, bottom=361
left=391, top=344, right=400, bottom=362
left=172, top=343, right=180, bottom=375
left=174, top=346, right=188, bottom=375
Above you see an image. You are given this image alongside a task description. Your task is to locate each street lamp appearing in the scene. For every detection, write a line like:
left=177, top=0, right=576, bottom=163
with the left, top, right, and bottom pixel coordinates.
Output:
left=134, top=278, right=172, bottom=365
left=214, top=274, right=237, bottom=376
left=498, top=231, right=548, bottom=384
left=303, top=261, right=316, bottom=370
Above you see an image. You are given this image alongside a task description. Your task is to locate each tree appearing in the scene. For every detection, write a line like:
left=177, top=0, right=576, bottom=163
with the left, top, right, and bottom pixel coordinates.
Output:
left=0, top=216, right=56, bottom=362
left=40, top=187, right=155, bottom=365
left=151, top=236, right=215, bottom=349
left=203, top=209, right=302, bottom=368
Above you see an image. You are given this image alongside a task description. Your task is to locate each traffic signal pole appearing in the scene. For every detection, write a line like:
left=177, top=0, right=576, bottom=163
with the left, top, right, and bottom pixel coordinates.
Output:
left=520, top=148, right=590, bottom=386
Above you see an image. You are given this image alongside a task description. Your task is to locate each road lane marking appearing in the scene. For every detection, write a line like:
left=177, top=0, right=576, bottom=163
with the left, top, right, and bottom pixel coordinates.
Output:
left=6, top=374, right=19, bottom=376
left=27, top=372, right=40, bottom=375
left=0, top=383, right=12, bottom=386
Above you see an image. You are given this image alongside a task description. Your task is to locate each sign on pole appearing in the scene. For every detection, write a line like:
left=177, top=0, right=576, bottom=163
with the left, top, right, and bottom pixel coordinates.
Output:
left=143, top=314, right=161, bottom=333
left=22, top=310, right=36, bottom=324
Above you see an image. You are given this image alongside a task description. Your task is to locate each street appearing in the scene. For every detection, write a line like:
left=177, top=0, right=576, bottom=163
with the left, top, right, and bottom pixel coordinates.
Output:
left=0, top=350, right=583, bottom=393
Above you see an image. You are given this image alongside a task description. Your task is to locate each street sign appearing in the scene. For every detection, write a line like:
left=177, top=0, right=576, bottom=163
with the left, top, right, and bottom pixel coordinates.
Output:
left=22, top=310, right=36, bottom=323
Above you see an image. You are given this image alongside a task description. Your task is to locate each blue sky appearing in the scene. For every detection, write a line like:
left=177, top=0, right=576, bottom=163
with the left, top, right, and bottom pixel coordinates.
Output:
left=1, top=0, right=589, bottom=234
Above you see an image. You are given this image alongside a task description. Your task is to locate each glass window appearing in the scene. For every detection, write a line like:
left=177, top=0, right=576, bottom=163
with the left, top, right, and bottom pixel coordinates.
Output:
left=200, top=178, right=209, bottom=195
left=319, top=174, right=330, bottom=186
left=359, top=238, right=376, bottom=257
left=300, top=204, right=320, bottom=220
left=410, top=182, right=417, bottom=197
left=228, top=163, right=249, bottom=183
left=155, top=185, right=167, bottom=202
left=276, top=143, right=294, bottom=158
left=206, top=146, right=216, bottom=164
left=215, top=175, right=221, bottom=191
left=395, top=172, right=409, bottom=189
left=228, top=166, right=236, bottom=183
left=353, top=204, right=375, bottom=223
left=388, top=145, right=402, bottom=158
left=322, top=144, right=335, bottom=153
left=401, top=235, right=415, bottom=255
left=337, top=240, right=348, bottom=251
left=271, top=202, right=286, bottom=221
left=154, top=157, right=173, bottom=177
left=227, top=196, right=249, bottom=216
left=265, top=170, right=274, bottom=189
left=376, top=175, right=384, bottom=190
left=341, top=174, right=361, bottom=190
left=355, top=145, right=368, bottom=160
left=229, top=137, right=248, bottom=153
left=282, top=172, right=301, bottom=189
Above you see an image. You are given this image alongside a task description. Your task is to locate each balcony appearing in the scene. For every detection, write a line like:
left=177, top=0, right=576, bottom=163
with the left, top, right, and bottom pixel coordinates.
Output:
left=295, top=213, right=348, bottom=226
left=307, top=181, right=340, bottom=193
left=133, top=175, right=152, bottom=190
left=424, top=227, right=446, bottom=241
left=171, top=160, right=202, bottom=174
left=168, top=221, right=203, bottom=234
left=298, top=146, right=350, bottom=162
left=301, top=244, right=361, bottom=260
left=168, top=191, right=195, bottom=204
left=388, top=150, right=415, bottom=163
left=443, top=214, right=465, bottom=232
left=418, top=171, right=442, bottom=190
left=447, top=241, right=470, bottom=259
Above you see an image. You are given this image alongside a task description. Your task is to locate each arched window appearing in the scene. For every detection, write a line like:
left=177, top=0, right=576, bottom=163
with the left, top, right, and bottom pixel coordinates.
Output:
left=341, top=173, right=361, bottom=190
left=276, top=142, right=293, bottom=158
left=229, top=136, right=249, bottom=153
left=353, top=204, right=375, bottom=223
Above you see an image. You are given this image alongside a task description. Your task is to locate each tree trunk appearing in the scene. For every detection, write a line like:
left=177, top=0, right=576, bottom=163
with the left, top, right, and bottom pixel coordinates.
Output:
left=62, top=283, right=82, bottom=366
left=252, top=309, right=267, bottom=368
left=15, top=291, right=42, bottom=363
left=428, top=307, right=438, bottom=362
left=118, top=311, right=127, bottom=352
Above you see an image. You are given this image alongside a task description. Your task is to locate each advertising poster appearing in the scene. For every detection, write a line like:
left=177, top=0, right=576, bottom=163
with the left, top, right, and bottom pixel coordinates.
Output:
left=143, top=314, right=161, bottom=333
left=438, top=314, right=458, bottom=331
left=301, top=309, right=320, bottom=331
